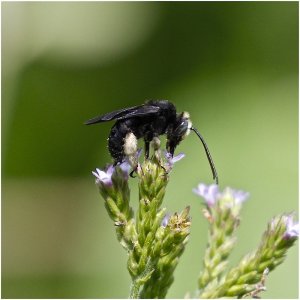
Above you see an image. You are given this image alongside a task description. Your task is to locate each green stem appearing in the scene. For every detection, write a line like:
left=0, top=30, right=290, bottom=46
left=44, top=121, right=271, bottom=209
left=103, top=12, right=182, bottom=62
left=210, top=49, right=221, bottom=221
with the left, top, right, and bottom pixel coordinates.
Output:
left=129, top=259, right=155, bottom=298
left=129, top=279, right=141, bottom=299
left=198, top=206, right=238, bottom=291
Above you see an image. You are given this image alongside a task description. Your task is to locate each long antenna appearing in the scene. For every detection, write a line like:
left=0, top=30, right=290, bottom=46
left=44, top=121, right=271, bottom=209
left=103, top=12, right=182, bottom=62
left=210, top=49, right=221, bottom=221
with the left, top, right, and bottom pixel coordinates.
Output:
left=190, top=127, right=219, bottom=184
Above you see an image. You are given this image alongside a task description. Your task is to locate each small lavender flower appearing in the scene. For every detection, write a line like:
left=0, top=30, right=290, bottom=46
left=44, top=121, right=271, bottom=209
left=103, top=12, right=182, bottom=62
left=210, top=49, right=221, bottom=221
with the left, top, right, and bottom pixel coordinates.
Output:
left=117, top=161, right=131, bottom=180
left=230, top=188, right=249, bottom=205
left=164, top=151, right=185, bottom=169
left=136, top=148, right=143, bottom=158
left=92, top=161, right=131, bottom=186
left=221, top=188, right=249, bottom=216
left=92, top=165, right=114, bottom=186
left=193, top=183, right=249, bottom=216
left=283, top=214, right=299, bottom=239
left=193, top=183, right=219, bottom=206
left=161, top=214, right=171, bottom=227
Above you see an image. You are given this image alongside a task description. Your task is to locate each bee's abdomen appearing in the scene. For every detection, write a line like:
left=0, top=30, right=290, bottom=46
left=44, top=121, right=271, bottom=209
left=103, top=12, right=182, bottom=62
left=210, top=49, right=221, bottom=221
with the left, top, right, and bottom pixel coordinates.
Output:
left=108, top=124, right=126, bottom=164
left=108, top=119, right=139, bottom=164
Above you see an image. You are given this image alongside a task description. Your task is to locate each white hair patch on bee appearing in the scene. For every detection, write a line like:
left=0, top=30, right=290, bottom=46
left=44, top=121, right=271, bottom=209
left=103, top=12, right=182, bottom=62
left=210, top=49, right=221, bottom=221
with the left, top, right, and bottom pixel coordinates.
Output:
left=182, top=111, right=190, bottom=119
left=186, top=119, right=193, bottom=134
left=124, top=132, right=138, bottom=156
left=182, top=111, right=192, bottom=139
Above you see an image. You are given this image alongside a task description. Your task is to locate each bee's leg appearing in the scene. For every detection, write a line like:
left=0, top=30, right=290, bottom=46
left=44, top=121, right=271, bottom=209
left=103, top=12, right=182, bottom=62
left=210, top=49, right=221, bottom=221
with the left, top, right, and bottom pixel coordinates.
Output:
left=166, top=140, right=175, bottom=157
left=160, top=164, right=167, bottom=173
left=169, top=145, right=175, bottom=157
left=151, top=136, right=161, bottom=151
left=130, top=170, right=136, bottom=178
left=144, top=129, right=154, bottom=159
left=144, top=141, right=150, bottom=159
left=129, top=164, right=138, bottom=178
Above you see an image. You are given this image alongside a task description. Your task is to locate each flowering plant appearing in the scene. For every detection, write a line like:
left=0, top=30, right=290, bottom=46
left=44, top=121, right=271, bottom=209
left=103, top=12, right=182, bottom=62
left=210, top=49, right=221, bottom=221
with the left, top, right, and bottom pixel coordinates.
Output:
left=91, top=147, right=298, bottom=298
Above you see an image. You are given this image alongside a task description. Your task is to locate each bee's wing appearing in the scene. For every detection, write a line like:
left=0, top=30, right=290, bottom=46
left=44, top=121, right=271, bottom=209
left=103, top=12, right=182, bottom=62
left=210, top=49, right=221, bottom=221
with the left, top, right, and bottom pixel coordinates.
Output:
left=84, top=105, right=161, bottom=125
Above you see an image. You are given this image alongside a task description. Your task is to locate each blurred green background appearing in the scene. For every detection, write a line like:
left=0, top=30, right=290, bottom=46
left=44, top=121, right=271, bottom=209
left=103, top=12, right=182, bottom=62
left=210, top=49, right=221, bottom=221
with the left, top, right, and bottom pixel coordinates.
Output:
left=2, top=2, right=298, bottom=298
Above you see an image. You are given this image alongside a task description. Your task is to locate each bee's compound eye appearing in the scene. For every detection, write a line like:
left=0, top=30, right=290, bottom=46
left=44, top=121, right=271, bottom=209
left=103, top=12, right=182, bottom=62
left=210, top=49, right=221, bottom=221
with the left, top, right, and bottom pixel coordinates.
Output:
left=174, top=120, right=189, bottom=137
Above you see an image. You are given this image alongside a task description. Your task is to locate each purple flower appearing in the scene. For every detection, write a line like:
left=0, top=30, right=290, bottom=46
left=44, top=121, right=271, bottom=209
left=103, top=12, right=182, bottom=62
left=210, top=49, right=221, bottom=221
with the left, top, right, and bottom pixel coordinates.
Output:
left=136, top=148, right=143, bottom=159
left=229, top=188, right=250, bottom=205
left=164, top=151, right=185, bottom=168
left=92, top=161, right=131, bottom=186
left=193, top=183, right=219, bottom=206
left=161, top=214, right=170, bottom=227
left=283, top=214, right=299, bottom=239
left=193, top=183, right=249, bottom=212
left=92, top=165, right=114, bottom=186
left=117, top=161, right=131, bottom=180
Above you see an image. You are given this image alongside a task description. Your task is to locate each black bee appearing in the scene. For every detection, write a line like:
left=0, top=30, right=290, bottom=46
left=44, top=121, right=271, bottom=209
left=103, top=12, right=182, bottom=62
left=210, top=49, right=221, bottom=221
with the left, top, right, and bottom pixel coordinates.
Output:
left=85, top=100, right=218, bottom=183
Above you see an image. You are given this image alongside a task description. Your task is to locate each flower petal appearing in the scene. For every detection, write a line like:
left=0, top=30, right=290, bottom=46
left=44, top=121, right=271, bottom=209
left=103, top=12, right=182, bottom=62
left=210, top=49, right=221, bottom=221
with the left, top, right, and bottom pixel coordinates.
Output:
left=284, top=215, right=299, bottom=239
left=193, top=183, right=219, bottom=206
left=164, top=151, right=185, bottom=168
left=171, top=152, right=185, bottom=163
left=92, top=166, right=114, bottom=186
left=232, top=189, right=250, bottom=205
left=119, top=161, right=131, bottom=174
left=161, top=214, right=170, bottom=227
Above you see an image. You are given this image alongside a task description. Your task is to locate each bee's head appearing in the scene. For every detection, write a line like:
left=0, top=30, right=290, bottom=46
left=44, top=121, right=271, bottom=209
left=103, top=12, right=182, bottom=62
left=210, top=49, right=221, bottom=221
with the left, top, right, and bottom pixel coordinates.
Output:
left=167, top=112, right=192, bottom=155
left=167, top=110, right=219, bottom=184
